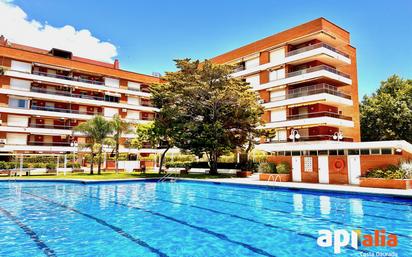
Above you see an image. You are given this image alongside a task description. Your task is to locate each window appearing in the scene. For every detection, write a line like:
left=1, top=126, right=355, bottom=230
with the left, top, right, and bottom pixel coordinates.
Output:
left=361, top=149, right=370, bottom=155
left=348, top=149, right=360, bottom=155
left=318, top=150, right=328, bottom=155
left=309, top=150, right=318, bottom=156
left=292, top=151, right=301, bottom=156
left=9, top=98, right=28, bottom=108
left=329, top=150, right=338, bottom=156
left=104, top=95, right=120, bottom=103
left=337, top=150, right=345, bottom=155
left=381, top=148, right=392, bottom=155
left=371, top=149, right=380, bottom=155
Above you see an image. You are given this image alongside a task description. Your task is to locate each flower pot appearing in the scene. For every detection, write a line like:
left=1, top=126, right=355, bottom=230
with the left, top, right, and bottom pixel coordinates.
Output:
left=259, top=173, right=291, bottom=182
left=359, top=177, right=411, bottom=190
left=236, top=171, right=252, bottom=177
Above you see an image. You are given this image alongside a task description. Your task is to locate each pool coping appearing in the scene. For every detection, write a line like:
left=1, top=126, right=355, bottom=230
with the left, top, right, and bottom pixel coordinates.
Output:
left=1, top=177, right=412, bottom=198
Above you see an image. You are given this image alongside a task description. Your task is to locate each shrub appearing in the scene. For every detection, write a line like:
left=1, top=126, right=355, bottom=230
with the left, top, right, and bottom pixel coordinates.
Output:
left=67, top=162, right=81, bottom=169
left=399, top=161, right=412, bottom=179
left=258, top=162, right=276, bottom=173
left=46, top=163, right=57, bottom=170
left=365, top=168, right=406, bottom=179
left=165, top=161, right=191, bottom=168
left=32, top=163, right=47, bottom=168
left=276, top=162, right=291, bottom=174
left=239, top=161, right=258, bottom=172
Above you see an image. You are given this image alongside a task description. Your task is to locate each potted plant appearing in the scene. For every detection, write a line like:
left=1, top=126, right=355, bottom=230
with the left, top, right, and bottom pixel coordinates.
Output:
left=236, top=161, right=256, bottom=177
left=360, top=162, right=412, bottom=189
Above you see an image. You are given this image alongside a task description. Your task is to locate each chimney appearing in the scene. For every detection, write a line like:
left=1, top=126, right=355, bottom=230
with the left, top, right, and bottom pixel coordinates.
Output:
left=114, top=59, right=120, bottom=69
left=0, top=35, right=8, bottom=46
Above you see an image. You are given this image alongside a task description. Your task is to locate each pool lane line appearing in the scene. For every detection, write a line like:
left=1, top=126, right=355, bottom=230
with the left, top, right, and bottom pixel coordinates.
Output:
left=152, top=188, right=412, bottom=240
left=160, top=185, right=410, bottom=222
left=25, top=190, right=277, bottom=257
left=21, top=192, right=169, bottom=257
left=173, top=182, right=412, bottom=210
left=0, top=185, right=59, bottom=190
left=63, top=187, right=372, bottom=256
left=0, top=206, right=57, bottom=257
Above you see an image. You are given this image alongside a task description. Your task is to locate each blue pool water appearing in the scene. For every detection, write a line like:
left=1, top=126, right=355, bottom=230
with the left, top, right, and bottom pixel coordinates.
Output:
left=0, top=180, right=411, bottom=257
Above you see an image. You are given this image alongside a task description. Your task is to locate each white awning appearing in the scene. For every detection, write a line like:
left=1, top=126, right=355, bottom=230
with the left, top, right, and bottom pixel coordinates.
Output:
left=255, top=140, right=412, bottom=154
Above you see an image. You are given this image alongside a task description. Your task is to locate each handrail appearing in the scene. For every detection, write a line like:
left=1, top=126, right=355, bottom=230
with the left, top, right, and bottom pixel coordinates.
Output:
left=268, top=83, right=351, bottom=102
left=30, top=105, right=101, bottom=115
left=286, top=42, right=350, bottom=58
left=28, top=123, right=74, bottom=130
left=31, top=87, right=106, bottom=101
left=286, top=111, right=352, bottom=121
left=286, top=65, right=350, bottom=79
left=27, top=141, right=71, bottom=146
left=32, top=71, right=105, bottom=85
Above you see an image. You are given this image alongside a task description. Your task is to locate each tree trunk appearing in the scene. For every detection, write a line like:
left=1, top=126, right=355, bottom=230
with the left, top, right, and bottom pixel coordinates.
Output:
left=90, top=152, right=94, bottom=175
left=158, top=146, right=170, bottom=174
left=115, top=141, right=119, bottom=174
left=209, top=151, right=219, bottom=175
left=97, top=146, right=103, bottom=175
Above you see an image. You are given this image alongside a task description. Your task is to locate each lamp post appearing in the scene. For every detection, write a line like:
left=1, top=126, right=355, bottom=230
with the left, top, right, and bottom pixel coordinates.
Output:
left=332, top=131, right=344, bottom=142
left=289, top=129, right=301, bottom=143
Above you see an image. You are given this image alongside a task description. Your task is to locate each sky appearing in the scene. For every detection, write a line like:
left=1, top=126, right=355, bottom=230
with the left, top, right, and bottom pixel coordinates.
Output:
left=1, top=0, right=411, bottom=97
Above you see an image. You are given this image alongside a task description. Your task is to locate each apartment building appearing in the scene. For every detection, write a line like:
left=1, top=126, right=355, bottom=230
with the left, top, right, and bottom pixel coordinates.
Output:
left=211, top=18, right=360, bottom=144
left=0, top=36, right=160, bottom=157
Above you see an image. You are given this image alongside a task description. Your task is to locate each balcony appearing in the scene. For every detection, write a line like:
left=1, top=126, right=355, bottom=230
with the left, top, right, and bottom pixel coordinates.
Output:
left=263, top=83, right=353, bottom=109
left=31, top=87, right=105, bottom=101
left=264, top=111, right=354, bottom=129
left=287, top=111, right=352, bottom=121
left=266, top=134, right=353, bottom=143
left=287, top=83, right=350, bottom=100
left=286, top=43, right=349, bottom=58
left=287, top=65, right=350, bottom=79
left=32, top=71, right=105, bottom=85
left=28, top=141, right=71, bottom=146
left=31, top=105, right=101, bottom=116
left=4, top=70, right=151, bottom=99
left=28, top=123, right=75, bottom=130
left=255, top=65, right=352, bottom=91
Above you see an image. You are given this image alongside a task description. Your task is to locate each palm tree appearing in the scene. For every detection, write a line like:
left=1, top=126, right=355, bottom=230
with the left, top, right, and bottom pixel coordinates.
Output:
left=110, top=114, right=131, bottom=174
left=74, top=116, right=113, bottom=175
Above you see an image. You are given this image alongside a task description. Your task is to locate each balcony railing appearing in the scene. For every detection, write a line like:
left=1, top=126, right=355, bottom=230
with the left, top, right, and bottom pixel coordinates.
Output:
left=28, top=123, right=75, bottom=130
left=31, top=105, right=101, bottom=115
left=32, top=71, right=105, bottom=85
left=233, top=65, right=246, bottom=72
left=27, top=141, right=71, bottom=146
left=269, top=83, right=351, bottom=102
left=31, top=87, right=105, bottom=101
left=286, top=43, right=350, bottom=58
left=286, top=111, right=352, bottom=121
left=286, top=65, right=350, bottom=79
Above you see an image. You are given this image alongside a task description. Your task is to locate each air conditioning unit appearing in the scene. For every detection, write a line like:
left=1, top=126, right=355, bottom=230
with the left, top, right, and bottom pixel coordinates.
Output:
left=0, top=139, right=6, bottom=145
left=122, top=109, right=127, bottom=112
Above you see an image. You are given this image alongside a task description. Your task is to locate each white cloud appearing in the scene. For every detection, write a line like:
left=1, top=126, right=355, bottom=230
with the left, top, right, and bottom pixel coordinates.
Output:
left=0, top=0, right=117, bottom=62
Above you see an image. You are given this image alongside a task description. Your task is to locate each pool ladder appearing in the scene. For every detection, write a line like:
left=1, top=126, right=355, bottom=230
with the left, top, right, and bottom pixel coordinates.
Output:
left=267, top=174, right=281, bottom=182
left=158, top=173, right=177, bottom=183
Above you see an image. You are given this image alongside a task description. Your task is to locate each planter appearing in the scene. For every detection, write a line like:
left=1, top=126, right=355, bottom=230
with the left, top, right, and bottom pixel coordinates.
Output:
left=360, top=177, right=412, bottom=190
left=236, top=171, right=252, bottom=177
left=259, top=173, right=291, bottom=182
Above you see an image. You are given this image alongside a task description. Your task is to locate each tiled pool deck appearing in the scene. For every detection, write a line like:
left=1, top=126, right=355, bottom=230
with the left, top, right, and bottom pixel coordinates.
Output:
left=1, top=173, right=411, bottom=198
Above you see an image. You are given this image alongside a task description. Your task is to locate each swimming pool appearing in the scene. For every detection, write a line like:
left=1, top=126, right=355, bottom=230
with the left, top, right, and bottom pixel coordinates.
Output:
left=0, top=180, right=410, bottom=257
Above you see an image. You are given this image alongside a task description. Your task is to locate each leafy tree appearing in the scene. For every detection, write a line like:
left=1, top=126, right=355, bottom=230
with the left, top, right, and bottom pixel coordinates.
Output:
left=155, top=59, right=263, bottom=174
left=360, top=75, right=412, bottom=142
left=109, top=114, right=131, bottom=174
left=133, top=120, right=175, bottom=174
left=74, top=116, right=113, bottom=175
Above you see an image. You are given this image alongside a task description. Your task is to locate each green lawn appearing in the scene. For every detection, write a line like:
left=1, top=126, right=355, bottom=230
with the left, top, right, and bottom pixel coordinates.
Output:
left=6, top=172, right=234, bottom=180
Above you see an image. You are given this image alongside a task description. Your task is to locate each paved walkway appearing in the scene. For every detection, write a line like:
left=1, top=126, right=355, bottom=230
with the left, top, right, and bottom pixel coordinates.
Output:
left=1, top=174, right=411, bottom=197
left=181, top=174, right=412, bottom=198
